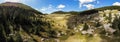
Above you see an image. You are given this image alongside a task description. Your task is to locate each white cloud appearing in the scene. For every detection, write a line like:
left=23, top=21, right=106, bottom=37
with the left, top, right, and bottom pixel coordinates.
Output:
left=84, top=4, right=94, bottom=9
left=112, top=2, right=120, bottom=6
left=79, top=0, right=96, bottom=7
left=57, top=4, right=66, bottom=10
left=79, top=0, right=95, bottom=4
left=39, top=5, right=57, bottom=14
left=40, top=7, right=47, bottom=11
left=40, top=5, right=53, bottom=11
left=39, top=4, right=66, bottom=14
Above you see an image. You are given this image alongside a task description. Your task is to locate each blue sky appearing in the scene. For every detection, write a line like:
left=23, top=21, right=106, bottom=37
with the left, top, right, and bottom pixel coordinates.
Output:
left=0, top=0, right=120, bottom=14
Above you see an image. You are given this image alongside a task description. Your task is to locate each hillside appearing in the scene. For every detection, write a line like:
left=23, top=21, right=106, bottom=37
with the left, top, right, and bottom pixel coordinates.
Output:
left=0, top=2, right=120, bottom=42
left=52, top=6, right=120, bottom=15
left=79, top=6, right=120, bottom=15
left=0, top=2, right=42, bottom=14
left=0, top=2, right=43, bottom=42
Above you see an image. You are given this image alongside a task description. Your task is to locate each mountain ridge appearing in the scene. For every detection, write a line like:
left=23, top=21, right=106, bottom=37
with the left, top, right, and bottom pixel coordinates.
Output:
left=0, top=2, right=42, bottom=14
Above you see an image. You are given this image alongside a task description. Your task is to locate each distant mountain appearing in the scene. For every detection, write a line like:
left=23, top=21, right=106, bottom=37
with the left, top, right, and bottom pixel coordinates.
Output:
left=79, top=6, right=120, bottom=15
left=52, top=11, right=79, bottom=14
left=52, top=6, right=120, bottom=15
left=0, top=2, right=42, bottom=14
left=1, top=2, right=33, bottom=9
left=95, top=6, right=120, bottom=11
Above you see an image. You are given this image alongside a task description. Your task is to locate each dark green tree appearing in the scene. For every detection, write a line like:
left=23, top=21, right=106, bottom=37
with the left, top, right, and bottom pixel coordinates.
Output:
left=0, top=24, right=7, bottom=42
left=83, top=23, right=89, bottom=31
left=108, top=13, right=112, bottom=23
left=95, top=22, right=101, bottom=27
left=112, top=15, right=119, bottom=29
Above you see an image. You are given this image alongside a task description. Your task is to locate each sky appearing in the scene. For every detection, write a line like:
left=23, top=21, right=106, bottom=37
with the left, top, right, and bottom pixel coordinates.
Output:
left=0, top=0, right=120, bottom=14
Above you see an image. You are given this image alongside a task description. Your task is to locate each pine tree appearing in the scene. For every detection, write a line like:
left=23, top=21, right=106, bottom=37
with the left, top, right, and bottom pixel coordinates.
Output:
left=83, top=23, right=89, bottom=31
left=112, top=15, right=119, bottom=29
left=108, top=13, right=112, bottom=23
left=112, top=15, right=120, bottom=36
left=0, top=24, right=7, bottom=42
left=8, top=36, right=14, bottom=42
left=95, top=22, right=101, bottom=27
left=14, top=32, right=23, bottom=42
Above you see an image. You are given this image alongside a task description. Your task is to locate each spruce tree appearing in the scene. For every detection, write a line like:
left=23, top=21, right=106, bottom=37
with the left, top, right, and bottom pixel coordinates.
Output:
left=0, top=24, right=7, bottom=42
left=95, top=22, right=101, bottom=27
left=108, top=13, right=112, bottom=23
left=83, top=23, right=89, bottom=31
left=112, top=15, right=119, bottom=29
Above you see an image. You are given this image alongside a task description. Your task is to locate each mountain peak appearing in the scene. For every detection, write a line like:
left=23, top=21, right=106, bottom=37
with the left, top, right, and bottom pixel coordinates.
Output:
left=0, top=2, right=32, bottom=9
left=0, top=2, right=42, bottom=14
